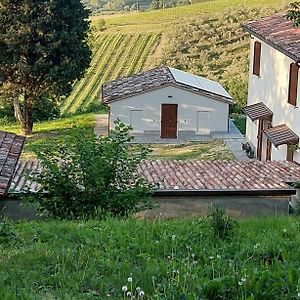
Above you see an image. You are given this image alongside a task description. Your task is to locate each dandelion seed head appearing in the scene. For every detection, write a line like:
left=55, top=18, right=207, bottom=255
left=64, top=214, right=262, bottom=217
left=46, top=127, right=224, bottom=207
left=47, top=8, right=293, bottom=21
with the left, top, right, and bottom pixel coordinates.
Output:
left=122, top=286, right=128, bottom=292
left=126, top=291, right=132, bottom=297
left=139, top=291, right=145, bottom=297
left=171, top=234, right=176, bottom=240
left=127, top=277, right=133, bottom=283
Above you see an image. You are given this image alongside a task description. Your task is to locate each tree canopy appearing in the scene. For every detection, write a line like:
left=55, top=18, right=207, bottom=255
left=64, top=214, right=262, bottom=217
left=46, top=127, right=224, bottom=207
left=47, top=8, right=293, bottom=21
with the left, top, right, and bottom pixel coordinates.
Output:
left=0, top=0, right=92, bottom=134
left=287, top=1, right=300, bottom=27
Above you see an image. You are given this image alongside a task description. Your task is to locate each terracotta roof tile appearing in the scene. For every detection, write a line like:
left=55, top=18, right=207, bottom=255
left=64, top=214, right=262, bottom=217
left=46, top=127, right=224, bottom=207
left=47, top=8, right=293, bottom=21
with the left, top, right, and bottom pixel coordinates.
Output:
left=138, top=160, right=300, bottom=191
left=264, top=124, right=299, bottom=147
left=243, top=13, right=300, bottom=62
left=0, top=131, right=25, bottom=196
left=102, top=66, right=233, bottom=104
left=10, top=159, right=300, bottom=194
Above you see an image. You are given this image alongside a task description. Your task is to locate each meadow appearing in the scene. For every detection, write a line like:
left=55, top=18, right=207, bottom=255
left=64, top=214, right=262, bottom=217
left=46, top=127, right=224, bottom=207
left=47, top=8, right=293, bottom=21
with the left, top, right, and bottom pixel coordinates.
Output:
left=1, top=216, right=300, bottom=299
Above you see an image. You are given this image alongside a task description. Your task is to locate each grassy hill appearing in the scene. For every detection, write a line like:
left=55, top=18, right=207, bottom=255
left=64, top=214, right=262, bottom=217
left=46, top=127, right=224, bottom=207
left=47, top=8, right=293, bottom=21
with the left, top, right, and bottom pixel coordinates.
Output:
left=61, top=0, right=289, bottom=115
left=1, top=216, right=299, bottom=299
left=61, top=33, right=161, bottom=115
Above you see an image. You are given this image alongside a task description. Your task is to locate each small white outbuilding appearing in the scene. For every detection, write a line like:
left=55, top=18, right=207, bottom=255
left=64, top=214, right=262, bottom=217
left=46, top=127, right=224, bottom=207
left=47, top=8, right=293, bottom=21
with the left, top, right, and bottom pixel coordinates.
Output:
left=102, top=66, right=233, bottom=139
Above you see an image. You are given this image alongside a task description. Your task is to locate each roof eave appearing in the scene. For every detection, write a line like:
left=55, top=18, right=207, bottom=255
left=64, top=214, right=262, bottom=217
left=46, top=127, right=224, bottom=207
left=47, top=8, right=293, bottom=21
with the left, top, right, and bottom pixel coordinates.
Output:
left=153, top=188, right=296, bottom=197
left=243, top=24, right=300, bottom=63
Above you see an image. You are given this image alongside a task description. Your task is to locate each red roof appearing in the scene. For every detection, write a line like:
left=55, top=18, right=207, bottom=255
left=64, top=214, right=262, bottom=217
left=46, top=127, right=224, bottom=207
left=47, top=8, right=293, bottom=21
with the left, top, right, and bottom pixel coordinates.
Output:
left=10, top=159, right=300, bottom=194
left=138, top=160, right=300, bottom=191
left=243, top=13, right=300, bottom=62
left=0, top=131, right=25, bottom=196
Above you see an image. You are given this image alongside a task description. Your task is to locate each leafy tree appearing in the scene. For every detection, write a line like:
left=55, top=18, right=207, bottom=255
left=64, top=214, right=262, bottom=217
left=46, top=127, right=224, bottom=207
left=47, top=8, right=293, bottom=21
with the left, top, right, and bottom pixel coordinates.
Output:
left=29, top=121, right=154, bottom=220
left=287, top=2, right=300, bottom=26
left=0, top=0, right=92, bottom=135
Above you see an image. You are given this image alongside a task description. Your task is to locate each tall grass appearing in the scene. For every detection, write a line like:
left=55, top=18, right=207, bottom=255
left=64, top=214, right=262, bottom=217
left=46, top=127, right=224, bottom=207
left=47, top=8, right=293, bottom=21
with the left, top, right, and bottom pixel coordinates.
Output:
left=1, top=216, right=300, bottom=299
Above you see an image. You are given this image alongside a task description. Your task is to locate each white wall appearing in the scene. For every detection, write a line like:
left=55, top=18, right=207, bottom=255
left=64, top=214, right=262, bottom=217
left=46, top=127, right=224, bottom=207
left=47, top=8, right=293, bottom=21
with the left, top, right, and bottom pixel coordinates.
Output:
left=246, top=37, right=300, bottom=162
left=109, top=86, right=229, bottom=135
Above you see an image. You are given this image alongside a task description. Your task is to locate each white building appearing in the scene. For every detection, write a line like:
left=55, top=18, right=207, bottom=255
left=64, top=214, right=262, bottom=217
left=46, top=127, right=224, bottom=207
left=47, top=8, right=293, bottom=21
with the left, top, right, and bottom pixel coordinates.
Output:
left=102, top=66, right=233, bottom=139
left=243, top=13, right=300, bottom=162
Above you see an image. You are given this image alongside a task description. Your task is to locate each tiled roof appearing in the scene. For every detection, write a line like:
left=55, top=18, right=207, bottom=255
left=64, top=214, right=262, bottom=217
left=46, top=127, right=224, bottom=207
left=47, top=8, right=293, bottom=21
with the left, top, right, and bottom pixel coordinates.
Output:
left=11, top=159, right=300, bottom=194
left=10, top=160, right=42, bottom=194
left=102, top=66, right=233, bottom=104
left=243, top=102, right=273, bottom=121
left=243, top=13, right=300, bottom=62
left=138, top=160, right=300, bottom=191
left=264, top=124, right=299, bottom=147
left=0, top=131, right=26, bottom=196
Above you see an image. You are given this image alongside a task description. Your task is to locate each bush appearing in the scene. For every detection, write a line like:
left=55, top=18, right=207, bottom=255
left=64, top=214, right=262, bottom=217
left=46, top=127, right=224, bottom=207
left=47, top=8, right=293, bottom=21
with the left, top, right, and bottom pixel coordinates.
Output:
left=208, top=204, right=237, bottom=240
left=29, top=121, right=154, bottom=220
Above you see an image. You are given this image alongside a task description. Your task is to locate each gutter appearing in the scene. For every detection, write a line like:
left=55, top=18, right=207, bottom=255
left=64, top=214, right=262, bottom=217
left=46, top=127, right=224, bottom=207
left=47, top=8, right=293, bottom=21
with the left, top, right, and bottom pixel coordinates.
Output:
left=153, top=188, right=296, bottom=197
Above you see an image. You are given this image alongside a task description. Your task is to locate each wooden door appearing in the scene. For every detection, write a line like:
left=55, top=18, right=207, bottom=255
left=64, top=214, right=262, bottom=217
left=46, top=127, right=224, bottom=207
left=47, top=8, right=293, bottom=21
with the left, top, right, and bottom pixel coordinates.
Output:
left=287, top=145, right=294, bottom=162
left=266, top=139, right=272, bottom=161
left=257, top=119, right=263, bottom=161
left=161, top=104, right=178, bottom=138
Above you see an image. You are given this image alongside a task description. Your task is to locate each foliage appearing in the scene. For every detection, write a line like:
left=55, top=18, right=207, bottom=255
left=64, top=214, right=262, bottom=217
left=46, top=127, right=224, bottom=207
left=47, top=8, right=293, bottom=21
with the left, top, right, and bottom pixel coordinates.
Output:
left=287, top=1, right=300, bottom=26
left=0, top=0, right=92, bottom=134
left=0, top=219, right=17, bottom=244
left=0, top=216, right=300, bottom=298
left=207, top=204, right=237, bottom=240
left=29, top=121, right=154, bottom=219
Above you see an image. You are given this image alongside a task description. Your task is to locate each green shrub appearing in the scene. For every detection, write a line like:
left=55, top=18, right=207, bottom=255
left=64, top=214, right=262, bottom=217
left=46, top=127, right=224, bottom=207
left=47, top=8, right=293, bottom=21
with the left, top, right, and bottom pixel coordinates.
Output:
left=29, top=121, right=154, bottom=220
left=208, top=204, right=237, bottom=240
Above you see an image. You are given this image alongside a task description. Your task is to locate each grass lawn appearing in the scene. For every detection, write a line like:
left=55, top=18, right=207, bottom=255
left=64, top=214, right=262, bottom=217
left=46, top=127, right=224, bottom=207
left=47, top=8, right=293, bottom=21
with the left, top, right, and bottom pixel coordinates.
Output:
left=148, top=140, right=235, bottom=160
left=1, top=216, right=300, bottom=299
left=2, top=113, right=96, bottom=159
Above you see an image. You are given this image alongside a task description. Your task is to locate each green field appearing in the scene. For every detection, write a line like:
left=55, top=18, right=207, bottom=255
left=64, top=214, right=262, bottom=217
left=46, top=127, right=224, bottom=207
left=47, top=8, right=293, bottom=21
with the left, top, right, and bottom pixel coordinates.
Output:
left=60, top=0, right=289, bottom=115
left=1, top=216, right=300, bottom=299
left=61, top=33, right=161, bottom=115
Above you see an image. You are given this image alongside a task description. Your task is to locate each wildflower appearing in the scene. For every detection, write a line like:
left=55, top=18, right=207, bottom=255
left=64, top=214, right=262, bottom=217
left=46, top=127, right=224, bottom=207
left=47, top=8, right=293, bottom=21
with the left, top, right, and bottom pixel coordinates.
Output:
left=216, top=254, right=221, bottom=259
left=126, top=291, right=132, bottom=297
left=254, top=243, right=259, bottom=249
left=127, top=277, right=133, bottom=283
left=209, top=256, right=214, bottom=260
left=139, top=290, right=145, bottom=297
left=241, top=277, right=246, bottom=282
left=172, top=234, right=176, bottom=240
left=122, top=286, right=128, bottom=292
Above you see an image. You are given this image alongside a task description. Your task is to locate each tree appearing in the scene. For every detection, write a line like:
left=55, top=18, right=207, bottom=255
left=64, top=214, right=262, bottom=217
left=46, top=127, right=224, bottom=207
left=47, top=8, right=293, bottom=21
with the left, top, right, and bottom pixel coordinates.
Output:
left=29, top=121, right=154, bottom=220
left=0, top=0, right=92, bottom=135
left=287, top=2, right=300, bottom=26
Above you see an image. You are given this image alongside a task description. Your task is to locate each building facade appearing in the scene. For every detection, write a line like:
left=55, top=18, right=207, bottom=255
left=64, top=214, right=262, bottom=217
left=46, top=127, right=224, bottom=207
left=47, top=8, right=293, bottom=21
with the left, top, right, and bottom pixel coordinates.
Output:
left=243, top=13, right=300, bottom=162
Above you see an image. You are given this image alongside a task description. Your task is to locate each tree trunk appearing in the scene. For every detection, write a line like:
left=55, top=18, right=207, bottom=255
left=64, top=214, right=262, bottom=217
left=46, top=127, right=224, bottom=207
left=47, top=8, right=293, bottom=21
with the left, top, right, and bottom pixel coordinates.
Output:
left=22, top=94, right=33, bottom=135
left=13, top=95, right=24, bottom=124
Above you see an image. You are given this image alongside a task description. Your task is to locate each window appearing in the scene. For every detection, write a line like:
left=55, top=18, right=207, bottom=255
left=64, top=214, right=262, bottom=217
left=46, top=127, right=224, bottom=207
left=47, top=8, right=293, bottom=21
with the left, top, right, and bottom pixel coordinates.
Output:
left=288, top=63, right=299, bottom=106
left=253, top=41, right=261, bottom=76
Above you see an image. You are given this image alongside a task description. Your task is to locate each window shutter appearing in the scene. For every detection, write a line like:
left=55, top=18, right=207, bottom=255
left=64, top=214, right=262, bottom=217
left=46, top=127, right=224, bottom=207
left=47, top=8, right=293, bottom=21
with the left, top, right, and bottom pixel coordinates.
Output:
left=288, top=63, right=299, bottom=106
left=253, top=41, right=261, bottom=76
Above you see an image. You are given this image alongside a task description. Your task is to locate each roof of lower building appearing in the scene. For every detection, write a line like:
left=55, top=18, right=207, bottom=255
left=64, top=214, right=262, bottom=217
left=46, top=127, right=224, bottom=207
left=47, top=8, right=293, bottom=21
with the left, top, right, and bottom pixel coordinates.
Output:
left=102, top=66, right=233, bottom=104
left=243, top=13, right=300, bottom=62
left=264, top=124, right=299, bottom=147
left=0, top=131, right=26, bottom=196
left=11, top=159, right=300, bottom=195
left=138, top=160, right=300, bottom=191
left=243, top=102, right=273, bottom=121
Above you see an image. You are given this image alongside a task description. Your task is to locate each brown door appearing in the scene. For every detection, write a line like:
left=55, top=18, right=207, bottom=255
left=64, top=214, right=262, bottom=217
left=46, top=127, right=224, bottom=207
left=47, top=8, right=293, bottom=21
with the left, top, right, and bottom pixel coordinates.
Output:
left=287, top=145, right=294, bottom=162
left=161, top=104, right=178, bottom=138
left=266, top=139, right=272, bottom=161
left=257, top=119, right=263, bottom=160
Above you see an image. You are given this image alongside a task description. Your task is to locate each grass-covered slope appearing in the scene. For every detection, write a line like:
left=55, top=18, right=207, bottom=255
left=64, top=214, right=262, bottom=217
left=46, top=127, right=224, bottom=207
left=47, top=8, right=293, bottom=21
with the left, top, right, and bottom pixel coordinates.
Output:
left=61, top=0, right=288, bottom=115
left=1, top=217, right=300, bottom=299
left=61, top=33, right=161, bottom=115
